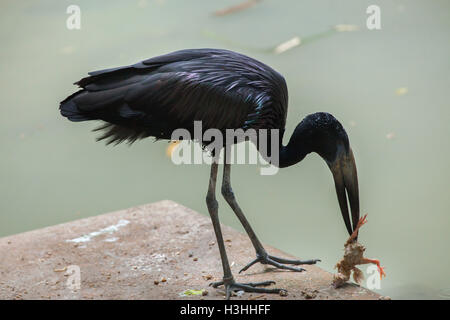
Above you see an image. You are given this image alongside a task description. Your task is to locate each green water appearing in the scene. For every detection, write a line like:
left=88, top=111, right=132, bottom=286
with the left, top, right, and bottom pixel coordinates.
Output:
left=1, top=0, right=449, bottom=299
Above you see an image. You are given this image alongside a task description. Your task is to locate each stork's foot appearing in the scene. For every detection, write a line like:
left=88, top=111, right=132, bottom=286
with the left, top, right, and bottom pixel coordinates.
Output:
left=210, top=277, right=283, bottom=299
left=239, top=252, right=320, bottom=273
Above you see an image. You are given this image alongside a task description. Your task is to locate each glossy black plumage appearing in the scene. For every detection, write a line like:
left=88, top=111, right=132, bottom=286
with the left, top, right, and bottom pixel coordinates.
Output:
left=60, top=48, right=361, bottom=298
left=60, top=48, right=288, bottom=145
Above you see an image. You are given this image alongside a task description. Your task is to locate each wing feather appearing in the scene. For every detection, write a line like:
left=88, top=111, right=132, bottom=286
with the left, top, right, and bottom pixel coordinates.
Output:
left=60, top=49, right=288, bottom=144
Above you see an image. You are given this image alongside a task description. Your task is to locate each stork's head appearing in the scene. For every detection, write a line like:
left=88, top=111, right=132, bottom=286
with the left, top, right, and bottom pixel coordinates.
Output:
left=289, top=112, right=360, bottom=236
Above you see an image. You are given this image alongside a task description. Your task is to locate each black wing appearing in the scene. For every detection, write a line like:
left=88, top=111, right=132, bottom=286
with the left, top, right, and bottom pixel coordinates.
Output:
left=60, top=49, right=288, bottom=144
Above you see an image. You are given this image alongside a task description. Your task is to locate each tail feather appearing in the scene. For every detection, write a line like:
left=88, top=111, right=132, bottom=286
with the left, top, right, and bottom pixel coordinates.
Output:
left=60, top=65, right=158, bottom=145
left=93, top=122, right=150, bottom=145
left=59, top=90, right=92, bottom=122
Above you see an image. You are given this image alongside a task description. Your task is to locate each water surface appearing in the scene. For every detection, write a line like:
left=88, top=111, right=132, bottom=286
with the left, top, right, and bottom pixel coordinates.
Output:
left=1, top=0, right=449, bottom=299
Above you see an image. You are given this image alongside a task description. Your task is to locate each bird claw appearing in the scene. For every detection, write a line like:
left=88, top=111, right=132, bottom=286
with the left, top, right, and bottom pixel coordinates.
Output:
left=209, top=278, right=282, bottom=299
left=239, top=253, right=320, bottom=273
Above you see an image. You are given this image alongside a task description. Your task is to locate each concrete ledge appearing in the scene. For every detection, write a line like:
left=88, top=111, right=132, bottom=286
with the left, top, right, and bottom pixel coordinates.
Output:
left=0, top=200, right=379, bottom=300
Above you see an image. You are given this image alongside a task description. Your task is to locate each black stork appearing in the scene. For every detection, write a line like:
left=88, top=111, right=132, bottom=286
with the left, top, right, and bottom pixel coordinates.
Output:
left=60, top=48, right=360, bottom=298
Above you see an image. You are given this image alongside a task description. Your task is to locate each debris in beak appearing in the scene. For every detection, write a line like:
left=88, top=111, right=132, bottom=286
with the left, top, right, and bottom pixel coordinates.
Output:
left=333, top=214, right=386, bottom=288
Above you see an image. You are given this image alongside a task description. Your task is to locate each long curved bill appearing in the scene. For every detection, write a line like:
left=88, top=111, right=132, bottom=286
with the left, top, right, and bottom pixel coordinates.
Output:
left=328, top=147, right=360, bottom=238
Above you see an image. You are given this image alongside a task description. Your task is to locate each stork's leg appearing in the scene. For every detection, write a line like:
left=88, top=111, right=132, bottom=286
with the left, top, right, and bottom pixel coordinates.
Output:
left=206, top=162, right=284, bottom=299
left=221, top=162, right=320, bottom=274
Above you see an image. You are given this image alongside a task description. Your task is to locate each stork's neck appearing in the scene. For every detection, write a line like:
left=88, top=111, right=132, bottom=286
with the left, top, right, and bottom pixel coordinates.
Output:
left=256, top=112, right=348, bottom=168
left=278, top=133, right=311, bottom=168
left=255, top=127, right=311, bottom=168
